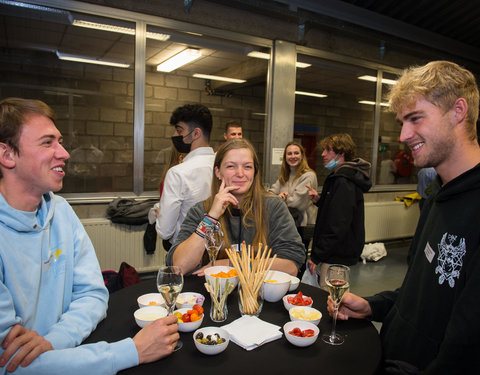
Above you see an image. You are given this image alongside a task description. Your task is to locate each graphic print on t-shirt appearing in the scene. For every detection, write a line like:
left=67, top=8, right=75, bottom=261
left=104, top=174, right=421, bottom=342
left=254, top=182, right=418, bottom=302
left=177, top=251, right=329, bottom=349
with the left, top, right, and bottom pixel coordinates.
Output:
left=435, top=233, right=466, bottom=288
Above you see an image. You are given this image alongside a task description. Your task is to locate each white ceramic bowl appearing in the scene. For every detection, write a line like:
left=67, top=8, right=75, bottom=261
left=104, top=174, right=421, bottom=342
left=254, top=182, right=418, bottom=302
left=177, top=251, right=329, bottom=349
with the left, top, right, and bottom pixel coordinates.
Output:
left=263, top=270, right=292, bottom=302
left=137, top=293, right=165, bottom=309
left=175, top=292, right=205, bottom=309
left=174, top=307, right=204, bottom=332
left=289, top=306, right=322, bottom=326
left=204, top=266, right=239, bottom=293
left=282, top=293, right=313, bottom=311
left=283, top=321, right=320, bottom=347
left=134, top=305, right=168, bottom=328
left=289, top=276, right=300, bottom=292
left=193, top=327, right=230, bottom=355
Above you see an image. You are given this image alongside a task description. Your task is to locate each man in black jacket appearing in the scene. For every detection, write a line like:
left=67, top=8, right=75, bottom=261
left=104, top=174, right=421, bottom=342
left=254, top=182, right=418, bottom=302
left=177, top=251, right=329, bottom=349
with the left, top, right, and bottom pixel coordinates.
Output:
left=306, top=133, right=371, bottom=290
left=330, top=61, right=480, bottom=374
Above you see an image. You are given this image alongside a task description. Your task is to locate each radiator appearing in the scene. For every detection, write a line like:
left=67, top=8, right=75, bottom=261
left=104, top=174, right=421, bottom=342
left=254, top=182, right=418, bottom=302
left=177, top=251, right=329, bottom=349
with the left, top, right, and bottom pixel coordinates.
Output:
left=364, top=201, right=420, bottom=243
left=81, top=218, right=166, bottom=273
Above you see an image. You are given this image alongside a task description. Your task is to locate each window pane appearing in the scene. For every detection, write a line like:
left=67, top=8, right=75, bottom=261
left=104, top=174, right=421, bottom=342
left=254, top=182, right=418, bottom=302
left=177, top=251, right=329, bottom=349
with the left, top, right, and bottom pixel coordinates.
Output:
left=294, top=56, right=376, bottom=185
left=144, top=26, right=269, bottom=191
left=0, top=6, right=134, bottom=192
left=377, top=73, right=418, bottom=185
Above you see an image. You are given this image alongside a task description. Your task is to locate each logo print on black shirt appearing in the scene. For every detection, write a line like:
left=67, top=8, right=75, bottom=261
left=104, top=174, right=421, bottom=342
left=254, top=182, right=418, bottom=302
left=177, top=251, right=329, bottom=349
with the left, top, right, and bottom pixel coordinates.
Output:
left=435, top=233, right=466, bottom=288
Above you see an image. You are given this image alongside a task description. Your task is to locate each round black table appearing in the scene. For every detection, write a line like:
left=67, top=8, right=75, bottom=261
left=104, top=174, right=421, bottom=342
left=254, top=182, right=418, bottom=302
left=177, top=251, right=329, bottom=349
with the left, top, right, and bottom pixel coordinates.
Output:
left=84, top=276, right=382, bottom=375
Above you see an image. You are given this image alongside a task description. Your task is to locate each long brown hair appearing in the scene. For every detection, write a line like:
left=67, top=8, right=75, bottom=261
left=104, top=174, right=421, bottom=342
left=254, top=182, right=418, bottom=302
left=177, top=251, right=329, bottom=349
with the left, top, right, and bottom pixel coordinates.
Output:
left=159, top=147, right=187, bottom=196
left=279, top=141, right=313, bottom=185
left=203, top=139, right=269, bottom=254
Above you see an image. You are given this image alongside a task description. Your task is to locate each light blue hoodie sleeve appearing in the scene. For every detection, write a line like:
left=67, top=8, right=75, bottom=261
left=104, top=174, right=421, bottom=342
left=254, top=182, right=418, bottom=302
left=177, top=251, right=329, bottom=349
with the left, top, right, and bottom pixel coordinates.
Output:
left=42, top=211, right=109, bottom=349
left=0, top=338, right=139, bottom=375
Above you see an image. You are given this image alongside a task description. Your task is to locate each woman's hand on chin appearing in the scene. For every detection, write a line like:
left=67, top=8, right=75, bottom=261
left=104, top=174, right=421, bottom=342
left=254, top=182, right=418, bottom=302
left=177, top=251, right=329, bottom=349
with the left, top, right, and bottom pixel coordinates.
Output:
left=209, top=179, right=240, bottom=219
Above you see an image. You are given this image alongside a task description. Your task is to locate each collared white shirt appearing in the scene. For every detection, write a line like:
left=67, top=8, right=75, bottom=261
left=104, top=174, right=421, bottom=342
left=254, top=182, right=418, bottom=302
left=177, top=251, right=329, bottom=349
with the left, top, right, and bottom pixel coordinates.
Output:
left=156, top=147, right=214, bottom=244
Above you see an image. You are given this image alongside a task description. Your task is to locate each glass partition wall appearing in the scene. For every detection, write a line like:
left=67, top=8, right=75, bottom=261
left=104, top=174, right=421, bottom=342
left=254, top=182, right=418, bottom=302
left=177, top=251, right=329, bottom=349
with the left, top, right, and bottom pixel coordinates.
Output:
left=0, top=0, right=416, bottom=200
left=0, top=8, right=136, bottom=192
left=143, top=26, right=269, bottom=191
left=293, top=53, right=411, bottom=188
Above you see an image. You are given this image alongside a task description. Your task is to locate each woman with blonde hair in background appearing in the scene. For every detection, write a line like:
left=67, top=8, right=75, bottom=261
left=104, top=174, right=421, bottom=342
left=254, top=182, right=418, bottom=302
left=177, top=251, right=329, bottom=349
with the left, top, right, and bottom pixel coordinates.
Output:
left=166, top=139, right=305, bottom=276
left=270, top=142, right=317, bottom=260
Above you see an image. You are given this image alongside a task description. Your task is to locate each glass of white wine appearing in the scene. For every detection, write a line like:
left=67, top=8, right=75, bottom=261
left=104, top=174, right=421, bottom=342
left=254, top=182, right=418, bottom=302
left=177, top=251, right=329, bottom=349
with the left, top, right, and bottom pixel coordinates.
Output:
left=322, top=264, right=350, bottom=345
left=156, top=265, right=184, bottom=350
left=204, top=224, right=223, bottom=267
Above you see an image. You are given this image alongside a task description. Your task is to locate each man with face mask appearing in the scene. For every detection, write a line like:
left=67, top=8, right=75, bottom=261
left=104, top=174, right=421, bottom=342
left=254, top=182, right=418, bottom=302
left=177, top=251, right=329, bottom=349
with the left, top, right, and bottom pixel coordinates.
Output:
left=155, top=104, right=214, bottom=247
left=305, top=133, right=371, bottom=291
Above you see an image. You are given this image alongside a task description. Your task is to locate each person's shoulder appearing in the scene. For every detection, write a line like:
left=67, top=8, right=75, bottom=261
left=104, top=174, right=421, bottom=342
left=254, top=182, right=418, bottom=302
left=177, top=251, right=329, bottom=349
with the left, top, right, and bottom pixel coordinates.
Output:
left=50, top=192, right=73, bottom=210
left=265, top=195, right=286, bottom=209
left=300, top=170, right=317, bottom=180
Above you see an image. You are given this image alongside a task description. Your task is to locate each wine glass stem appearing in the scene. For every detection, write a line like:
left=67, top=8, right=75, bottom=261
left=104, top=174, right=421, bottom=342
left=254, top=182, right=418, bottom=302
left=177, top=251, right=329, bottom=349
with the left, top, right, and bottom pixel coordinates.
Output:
left=330, top=305, right=339, bottom=341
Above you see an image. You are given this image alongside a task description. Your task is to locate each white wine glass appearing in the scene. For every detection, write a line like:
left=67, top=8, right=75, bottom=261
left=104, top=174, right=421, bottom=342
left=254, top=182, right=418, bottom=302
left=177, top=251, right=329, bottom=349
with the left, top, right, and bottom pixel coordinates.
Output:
left=322, top=264, right=350, bottom=345
left=204, top=224, right=223, bottom=267
left=156, top=265, right=184, bottom=350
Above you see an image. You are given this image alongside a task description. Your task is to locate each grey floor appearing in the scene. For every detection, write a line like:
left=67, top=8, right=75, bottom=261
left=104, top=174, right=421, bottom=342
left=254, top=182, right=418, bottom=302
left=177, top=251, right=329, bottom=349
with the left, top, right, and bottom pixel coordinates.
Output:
left=349, top=239, right=411, bottom=331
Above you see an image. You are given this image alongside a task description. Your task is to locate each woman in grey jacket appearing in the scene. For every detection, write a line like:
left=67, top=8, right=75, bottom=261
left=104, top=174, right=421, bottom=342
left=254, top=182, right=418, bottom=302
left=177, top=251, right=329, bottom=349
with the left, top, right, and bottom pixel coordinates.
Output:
left=167, top=139, right=305, bottom=276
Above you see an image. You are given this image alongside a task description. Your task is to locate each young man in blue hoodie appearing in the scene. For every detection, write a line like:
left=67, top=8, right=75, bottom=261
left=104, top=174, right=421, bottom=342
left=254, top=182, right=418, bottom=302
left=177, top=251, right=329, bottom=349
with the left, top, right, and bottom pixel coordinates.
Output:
left=0, top=98, right=179, bottom=374
left=328, top=61, right=480, bottom=374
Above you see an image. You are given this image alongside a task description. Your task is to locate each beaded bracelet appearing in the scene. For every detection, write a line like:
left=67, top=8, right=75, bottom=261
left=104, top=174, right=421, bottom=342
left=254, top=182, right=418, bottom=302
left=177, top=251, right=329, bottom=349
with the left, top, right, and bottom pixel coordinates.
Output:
left=195, top=214, right=219, bottom=239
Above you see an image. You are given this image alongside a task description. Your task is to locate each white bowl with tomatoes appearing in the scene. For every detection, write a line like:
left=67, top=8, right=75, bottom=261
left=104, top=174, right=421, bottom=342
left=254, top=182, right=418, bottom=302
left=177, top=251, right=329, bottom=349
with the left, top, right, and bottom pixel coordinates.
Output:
left=282, top=291, right=313, bottom=311
left=283, top=321, right=319, bottom=347
left=173, top=304, right=204, bottom=332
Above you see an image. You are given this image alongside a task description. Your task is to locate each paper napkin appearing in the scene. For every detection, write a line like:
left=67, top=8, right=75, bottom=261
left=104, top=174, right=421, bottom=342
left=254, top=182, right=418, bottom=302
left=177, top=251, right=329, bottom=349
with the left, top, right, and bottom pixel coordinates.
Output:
left=222, top=315, right=283, bottom=351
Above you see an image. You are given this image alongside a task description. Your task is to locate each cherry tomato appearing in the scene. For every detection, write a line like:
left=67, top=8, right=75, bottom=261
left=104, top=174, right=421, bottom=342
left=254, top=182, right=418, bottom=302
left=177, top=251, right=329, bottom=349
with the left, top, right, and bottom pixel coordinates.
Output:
left=289, top=327, right=302, bottom=337
left=302, top=329, right=315, bottom=337
left=193, top=304, right=204, bottom=314
left=182, top=313, right=191, bottom=322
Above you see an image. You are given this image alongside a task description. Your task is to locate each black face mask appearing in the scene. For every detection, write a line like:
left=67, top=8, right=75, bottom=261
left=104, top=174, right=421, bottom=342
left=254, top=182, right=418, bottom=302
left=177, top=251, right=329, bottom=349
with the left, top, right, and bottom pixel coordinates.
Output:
left=171, top=130, right=194, bottom=153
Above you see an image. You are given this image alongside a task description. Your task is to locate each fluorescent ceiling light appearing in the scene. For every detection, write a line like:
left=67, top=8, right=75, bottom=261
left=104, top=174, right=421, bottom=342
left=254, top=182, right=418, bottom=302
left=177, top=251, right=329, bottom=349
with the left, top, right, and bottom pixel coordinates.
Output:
left=358, top=75, right=397, bottom=85
left=192, top=73, right=246, bottom=83
left=295, top=91, right=327, bottom=98
left=247, top=51, right=270, bottom=59
left=56, top=51, right=130, bottom=68
left=156, top=48, right=202, bottom=72
left=247, top=51, right=311, bottom=68
left=73, top=19, right=170, bottom=41
left=358, top=100, right=389, bottom=107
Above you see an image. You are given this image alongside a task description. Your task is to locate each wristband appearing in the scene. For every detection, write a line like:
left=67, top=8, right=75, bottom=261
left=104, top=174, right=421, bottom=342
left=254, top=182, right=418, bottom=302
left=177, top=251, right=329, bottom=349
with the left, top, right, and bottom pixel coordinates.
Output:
left=205, top=214, right=219, bottom=224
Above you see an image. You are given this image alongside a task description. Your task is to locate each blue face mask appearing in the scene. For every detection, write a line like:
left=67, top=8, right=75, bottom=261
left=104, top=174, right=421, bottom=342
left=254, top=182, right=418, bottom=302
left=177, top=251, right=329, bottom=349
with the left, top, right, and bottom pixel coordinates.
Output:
left=325, top=158, right=340, bottom=171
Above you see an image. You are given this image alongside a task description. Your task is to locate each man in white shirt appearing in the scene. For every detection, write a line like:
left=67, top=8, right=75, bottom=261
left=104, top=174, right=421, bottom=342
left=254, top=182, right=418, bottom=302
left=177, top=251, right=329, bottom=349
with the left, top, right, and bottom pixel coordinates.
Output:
left=155, top=104, right=215, bottom=246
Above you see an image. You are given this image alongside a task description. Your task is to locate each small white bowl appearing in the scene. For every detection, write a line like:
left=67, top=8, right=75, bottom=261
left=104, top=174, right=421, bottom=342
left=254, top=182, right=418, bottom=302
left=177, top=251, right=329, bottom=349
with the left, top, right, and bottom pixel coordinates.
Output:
left=137, top=293, right=165, bottom=309
left=263, top=270, right=292, bottom=302
left=204, top=266, right=239, bottom=293
left=174, top=307, right=204, bottom=332
left=175, top=292, right=205, bottom=309
left=282, top=293, right=313, bottom=311
left=289, top=306, right=322, bottom=326
left=289, top=276, right=300, bottom=292
left=134, top=305, right=168, bottom=328
left=193, top=327, right=230, bottom=355
left=283, top=321, right=320, bottom=347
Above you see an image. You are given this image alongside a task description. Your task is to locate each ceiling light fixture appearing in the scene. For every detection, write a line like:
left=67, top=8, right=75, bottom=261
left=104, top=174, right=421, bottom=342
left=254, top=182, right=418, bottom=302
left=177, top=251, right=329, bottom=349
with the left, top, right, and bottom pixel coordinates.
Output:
left=358, top=75, right=397, bottom=85
left=358, top=100, right=389, bottom=107
left=156, top=48, right=202, bottom=72
left=73, top=19, right=170, bottom=41
left=192, top=73, right=246, bottom=83
left=56, top=51, right=130, bottom=68
left=247, top=51, right=311, bottom=68
left=295, top=91, right=327, bottom=98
